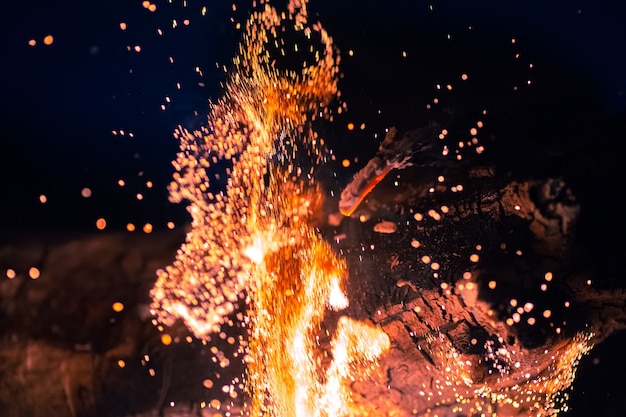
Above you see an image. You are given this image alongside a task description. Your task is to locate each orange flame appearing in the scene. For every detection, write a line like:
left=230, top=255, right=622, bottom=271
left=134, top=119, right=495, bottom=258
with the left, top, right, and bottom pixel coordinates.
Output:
left=150, top=1, right=390, bottom=415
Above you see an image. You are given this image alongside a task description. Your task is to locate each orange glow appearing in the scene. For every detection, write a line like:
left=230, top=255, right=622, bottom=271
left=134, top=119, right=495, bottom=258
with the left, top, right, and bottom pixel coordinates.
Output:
left=96, top=218, right=106, bottom=230
left=142, top=223, right=152, bottom=233
left=6, top=269, right=16, bottom=279
left=43, top=35, right=54, bottom=45
left=126, top=223, right=135, bottom=232
left=28, top=267, right=40, bottom=279
left=428, top=209, right=441, bottom=220
left=161, top=334, right=172, bottom=345
left=112, top=302, right=125, bottom=312
left=339, top=164, right=393, bottom=216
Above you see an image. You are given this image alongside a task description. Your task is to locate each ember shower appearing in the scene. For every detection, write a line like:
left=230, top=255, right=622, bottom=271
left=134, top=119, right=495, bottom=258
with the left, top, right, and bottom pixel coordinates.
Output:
left=149, top=1, right=593, bottom=416
left=150, top=1, right=390, bottom=416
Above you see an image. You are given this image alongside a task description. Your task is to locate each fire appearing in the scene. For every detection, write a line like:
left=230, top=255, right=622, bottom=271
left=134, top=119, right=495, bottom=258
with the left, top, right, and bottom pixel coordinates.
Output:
left=150, top=0, right=389, bottom=415
left=247, top=238, right=389, bottom=417
left=148, top=1, right=593, bottom=416
left=320, top=317, right=392, bottom=416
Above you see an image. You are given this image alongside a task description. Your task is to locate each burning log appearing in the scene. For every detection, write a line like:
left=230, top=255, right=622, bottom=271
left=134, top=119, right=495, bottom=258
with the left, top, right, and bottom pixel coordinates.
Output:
left=326, top=125, right=626, bottom=416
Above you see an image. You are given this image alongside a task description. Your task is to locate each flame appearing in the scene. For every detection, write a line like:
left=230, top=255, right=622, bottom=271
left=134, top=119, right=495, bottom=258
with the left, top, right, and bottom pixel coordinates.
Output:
left=320, top=317, right=392, bottom=417
left=150, top=0, right=389, bottom=415
left=246, top=238, right=389, bottom=417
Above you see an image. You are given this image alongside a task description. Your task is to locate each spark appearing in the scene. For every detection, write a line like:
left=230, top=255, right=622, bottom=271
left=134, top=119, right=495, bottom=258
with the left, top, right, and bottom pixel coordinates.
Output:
left=95, top=218, right=106, bottom=230
left=28, top=267, right=40, bottom=279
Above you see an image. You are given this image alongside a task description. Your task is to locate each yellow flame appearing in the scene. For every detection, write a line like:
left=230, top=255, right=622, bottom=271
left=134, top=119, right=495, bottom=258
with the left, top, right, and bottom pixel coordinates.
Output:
left=321, top=317, right=391, bottom=417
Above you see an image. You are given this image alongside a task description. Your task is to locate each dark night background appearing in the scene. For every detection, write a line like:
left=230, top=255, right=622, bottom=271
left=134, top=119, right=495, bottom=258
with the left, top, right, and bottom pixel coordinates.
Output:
left=1, top=0, right=625, bottom=415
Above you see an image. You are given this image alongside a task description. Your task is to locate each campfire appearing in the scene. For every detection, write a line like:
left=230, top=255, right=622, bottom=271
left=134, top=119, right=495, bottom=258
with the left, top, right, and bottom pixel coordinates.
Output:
left=2, top=1, right=625, bottom=417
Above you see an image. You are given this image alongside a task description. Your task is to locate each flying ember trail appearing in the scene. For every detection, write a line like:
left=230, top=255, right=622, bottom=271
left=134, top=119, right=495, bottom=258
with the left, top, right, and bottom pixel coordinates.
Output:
left=150, top=1, right=389, bottom=416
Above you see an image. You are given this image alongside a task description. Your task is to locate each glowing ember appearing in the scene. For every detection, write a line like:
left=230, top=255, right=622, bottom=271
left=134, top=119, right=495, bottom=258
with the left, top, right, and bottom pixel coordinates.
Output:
left=338, top=126, right=436, bottom=217
left=150, top=0, right=389, bottom=415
